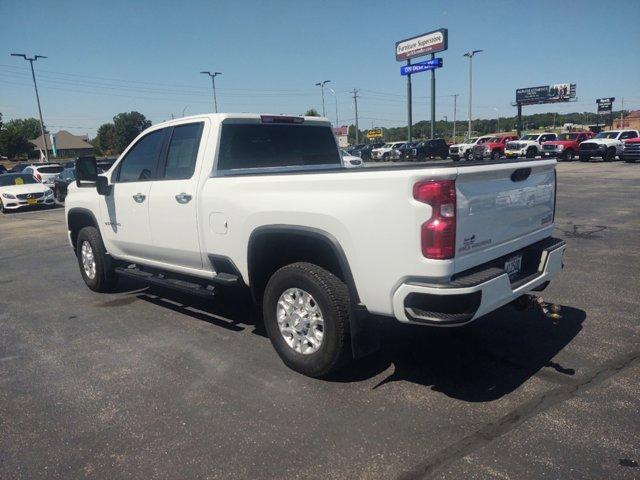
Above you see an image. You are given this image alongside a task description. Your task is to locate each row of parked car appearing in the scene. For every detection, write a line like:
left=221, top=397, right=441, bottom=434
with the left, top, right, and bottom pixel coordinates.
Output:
left=344, top=129, right=640, bottom=163
left=0, top=157, right=115, bottom=213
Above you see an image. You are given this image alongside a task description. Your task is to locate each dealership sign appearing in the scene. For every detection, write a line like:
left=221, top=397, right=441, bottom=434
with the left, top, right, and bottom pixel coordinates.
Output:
left=395, top=29, right=448, bottom=62
left=516, top=83, right=577, bottom=105
left=597, top=97, right=615, bottom=113
left=366, top=129, right=383, bottom=139
left=400, top=58, right=443, bottom=76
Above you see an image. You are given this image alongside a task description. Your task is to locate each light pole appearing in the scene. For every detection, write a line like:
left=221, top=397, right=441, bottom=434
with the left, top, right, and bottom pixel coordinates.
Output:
left=315, top=80, right=331, bottom=117
left=182, top=105, right=189, bottom=117
left=463, top=49, right=483, bottom=140
left=200, top=71, right=221, bottom=113
left=442, top=115, right=447, bottom=138
left=328, top=87, right=339, bottom=126
left=11, top=53, right=49, bottom=161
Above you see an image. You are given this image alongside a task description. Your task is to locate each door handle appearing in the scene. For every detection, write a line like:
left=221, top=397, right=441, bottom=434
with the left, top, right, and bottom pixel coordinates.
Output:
left=132, top=193, right=146, bottom=203
left=175, top=193, right=192, bottom=204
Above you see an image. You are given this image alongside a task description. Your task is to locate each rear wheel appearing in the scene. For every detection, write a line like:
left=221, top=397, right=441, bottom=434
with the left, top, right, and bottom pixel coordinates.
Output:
left=263, top=262, right=351, bottom=378
left=580, top=155, right=590, bottom=162
left=490, top=149, right=501, bottom=161
left=526, top=148, right=536, bottom=159
left=76, top=226, right=118, bottom=292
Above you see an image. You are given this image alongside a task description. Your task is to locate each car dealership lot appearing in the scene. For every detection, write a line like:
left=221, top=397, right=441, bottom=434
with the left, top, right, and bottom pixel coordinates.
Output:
left=1, top=162, right=638, bottom=479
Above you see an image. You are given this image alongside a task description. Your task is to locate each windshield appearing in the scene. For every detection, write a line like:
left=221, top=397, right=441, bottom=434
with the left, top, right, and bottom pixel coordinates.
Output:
left=520, top=135, right=539, bottom=141
left=595, top=131, right=620, bottom=139
left=558, top=133, right=579, bottom=140
left=0, top=174, right=39, bottom=187
left=476, top=137, right=490, bottom=144
left=487, top=137, right=500, bottom=143
left=466, top=138, right=478, bottom=144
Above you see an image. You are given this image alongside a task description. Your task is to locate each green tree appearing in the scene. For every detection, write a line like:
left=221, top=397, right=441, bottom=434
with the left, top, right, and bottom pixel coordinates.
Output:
left=304, top=108, right=320, bottom=117
left=112, top=111, right=151, bottom=153
left=94, top=123, right=117, bottom=155
left=0, top=118, right=42, bottom=158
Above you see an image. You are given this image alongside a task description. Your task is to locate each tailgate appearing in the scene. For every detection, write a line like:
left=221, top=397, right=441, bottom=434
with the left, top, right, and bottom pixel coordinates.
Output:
left=455, top=160, right=555, bottom=266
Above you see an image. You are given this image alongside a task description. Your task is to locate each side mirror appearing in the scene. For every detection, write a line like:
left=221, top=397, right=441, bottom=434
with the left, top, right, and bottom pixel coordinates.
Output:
left=75, top=156, right=98, bottom=187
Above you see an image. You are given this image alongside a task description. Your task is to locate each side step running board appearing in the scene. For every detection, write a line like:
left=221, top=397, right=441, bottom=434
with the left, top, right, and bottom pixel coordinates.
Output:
left=115, top=267, right=217, bottom=298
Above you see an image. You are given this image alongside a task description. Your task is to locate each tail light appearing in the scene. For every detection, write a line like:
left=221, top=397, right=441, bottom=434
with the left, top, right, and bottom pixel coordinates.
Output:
left=413, top=179, right=456, bottom=259
left=35, top=172, right=42, bottom=182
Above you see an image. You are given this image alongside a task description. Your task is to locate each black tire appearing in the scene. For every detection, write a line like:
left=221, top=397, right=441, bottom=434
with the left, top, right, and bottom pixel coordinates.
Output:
left=579, top=155, right=590, bottom=162
left=490, top=149, right=501, bottom=161
left=604, top=147, right=616, bottom=162
left=561, top=149, right=575, bottom=161
left=464, top=151, right=473, bottom=161
left=0, top=199, right=6, bottom=214
left=263, top=262, right=351, bottom=378
left=525, top=148, right=536, bottom=159
left=440, top=154, right=448, bottom=160
left=76, top=226, right=118, bottom=292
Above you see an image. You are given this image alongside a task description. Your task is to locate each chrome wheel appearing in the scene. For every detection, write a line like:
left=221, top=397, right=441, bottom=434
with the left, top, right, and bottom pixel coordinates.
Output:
left=81, top=240, right=96, bottom=279
left=276, top=288, right=324, bottom=354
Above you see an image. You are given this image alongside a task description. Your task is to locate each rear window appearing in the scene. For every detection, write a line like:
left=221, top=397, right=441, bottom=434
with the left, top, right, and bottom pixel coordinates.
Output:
left=37, top=166, right=63, bottom=174
left=217, top=124, right=340, bottom=173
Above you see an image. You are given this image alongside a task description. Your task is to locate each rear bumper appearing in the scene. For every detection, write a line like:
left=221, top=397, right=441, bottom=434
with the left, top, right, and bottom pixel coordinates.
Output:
left=392, top=237, right=566, bottom=326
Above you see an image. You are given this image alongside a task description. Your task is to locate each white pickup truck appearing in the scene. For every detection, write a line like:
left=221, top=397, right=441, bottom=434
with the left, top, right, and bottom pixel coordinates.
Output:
left=66, top=113, right=566, bottom=377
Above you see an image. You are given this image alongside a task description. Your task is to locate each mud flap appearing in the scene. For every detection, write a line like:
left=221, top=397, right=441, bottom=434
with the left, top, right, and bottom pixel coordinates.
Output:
left=350, top=304, right=381, bottom=359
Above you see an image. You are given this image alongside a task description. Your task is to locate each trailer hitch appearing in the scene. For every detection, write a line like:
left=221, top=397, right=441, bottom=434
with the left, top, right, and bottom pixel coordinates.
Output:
left=513, top=294, right=562, bottom=324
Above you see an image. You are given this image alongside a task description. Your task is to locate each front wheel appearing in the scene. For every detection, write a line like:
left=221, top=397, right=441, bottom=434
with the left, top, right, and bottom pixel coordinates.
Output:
left=76, top=226, right=118, bottom=292
left=579, top=155, right=590, bottom=162
left=526, top=148, right=536, bottom=159
left=263, top=262, right=351, bottom=378
left=490, top=149, right=501, bottom=161
left=604, top=147, right=616, bottom=162
left=561, top=149, right=574, bottom=161
left=464, top=151, right=473, bottom=161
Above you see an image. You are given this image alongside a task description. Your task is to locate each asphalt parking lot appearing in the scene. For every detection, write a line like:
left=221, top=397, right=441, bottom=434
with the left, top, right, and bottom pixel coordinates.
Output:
left=1, top=161, right=639, bottom=480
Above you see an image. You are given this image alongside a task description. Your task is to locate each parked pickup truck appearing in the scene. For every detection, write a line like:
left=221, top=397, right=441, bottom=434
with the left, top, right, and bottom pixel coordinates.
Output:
left=541, top=131, right=594, bottom=161
left=622, top=137, right=640, bottom=163
left=449, top=136, right=493, bottom=161
left=66, top=113, right=566, bottom=378
left=579, top=130, right=640, bottom=162
left=473, top=134, right=519, bottom=160
left=505, top=133, right=557, bottom=159
left=401, top=138, right=449, bottom=161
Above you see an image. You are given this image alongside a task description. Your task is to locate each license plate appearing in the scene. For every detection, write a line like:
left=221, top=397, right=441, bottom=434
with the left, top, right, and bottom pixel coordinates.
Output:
left=27, top=198, right=37, bottom=205
left=504, top=255, right=523, bottom=279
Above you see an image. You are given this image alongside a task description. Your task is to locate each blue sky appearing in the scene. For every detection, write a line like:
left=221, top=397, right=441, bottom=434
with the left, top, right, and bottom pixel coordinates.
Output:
left=1, top=0, right=639, bottom=137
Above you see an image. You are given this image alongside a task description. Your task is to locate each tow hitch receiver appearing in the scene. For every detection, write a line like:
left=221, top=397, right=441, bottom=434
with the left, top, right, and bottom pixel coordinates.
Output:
left=513, top=294, right=562, bottom=324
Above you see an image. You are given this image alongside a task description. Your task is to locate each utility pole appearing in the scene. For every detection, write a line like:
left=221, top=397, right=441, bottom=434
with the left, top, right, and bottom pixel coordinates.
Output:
left=328, top=87, right=339, bottom=126
left=315, top=80, right=331, bottom=117
left=452, top=94, right=458, bottom=142
left=200, top=71, right=221, bottom=113
left=352, top=89, right=360, bottom=144
left=463, top=50, right=483, bottom=140
left=620, top=97, right=625, bottom=129
left=11, top=53, right=49, bottom=162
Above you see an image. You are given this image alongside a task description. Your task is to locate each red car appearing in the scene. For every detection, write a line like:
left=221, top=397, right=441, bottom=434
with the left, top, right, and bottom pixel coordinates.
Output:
left=472, top=134, right=519, bottom=160
left=541, top=131, right=594, bottom=161
left=622, top=137, right=640, bottom=163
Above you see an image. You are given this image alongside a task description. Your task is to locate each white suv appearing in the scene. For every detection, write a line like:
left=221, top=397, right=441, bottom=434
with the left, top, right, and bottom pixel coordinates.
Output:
left=23, top=164, right=64, bottom=187
left=371, top=142, right=406, bottom=161
left=579, top=130, right=639, bottom=162
left=505, top=133, right=557, bottom=159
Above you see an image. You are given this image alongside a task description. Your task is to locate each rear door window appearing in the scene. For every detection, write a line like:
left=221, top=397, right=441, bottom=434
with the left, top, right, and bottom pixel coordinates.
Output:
left=38, top=166, right=64, bottom=174
left=161, top=122, right=204, bottom=180
left=217, top=123, right=340, bottom=173
left=116, top=129, right=166, bottom=182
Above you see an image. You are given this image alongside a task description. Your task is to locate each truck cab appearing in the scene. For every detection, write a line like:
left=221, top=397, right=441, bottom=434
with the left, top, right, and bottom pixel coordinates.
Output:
left=505, top=133, right=557, bottom=159
left=541, top=131, right=593, bottom=161
left=473, top=134, right=519, bottom=160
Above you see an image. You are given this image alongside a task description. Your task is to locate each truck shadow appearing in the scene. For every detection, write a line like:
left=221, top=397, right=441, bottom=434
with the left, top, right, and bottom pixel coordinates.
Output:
left=333, top=305, right=586, bottom=402
left=121, top=278, right=585, bottom=403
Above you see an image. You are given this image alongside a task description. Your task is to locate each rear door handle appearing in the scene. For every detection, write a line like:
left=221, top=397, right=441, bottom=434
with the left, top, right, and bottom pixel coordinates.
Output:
left=132, top=193, right=146, bottom=203
left=175, top=193, right=192, bottom=204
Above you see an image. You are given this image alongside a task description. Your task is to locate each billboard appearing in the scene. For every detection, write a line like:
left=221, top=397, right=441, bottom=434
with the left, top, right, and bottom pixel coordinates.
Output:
left=400, top=58, right=443, bottom=76
left=366, top=129, right=383, bottom=139
left=395, top=29, right=448, bottom=62
left=597, top=97, right=615, bottom=114
left=516, top=83, right=577, bottom=105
